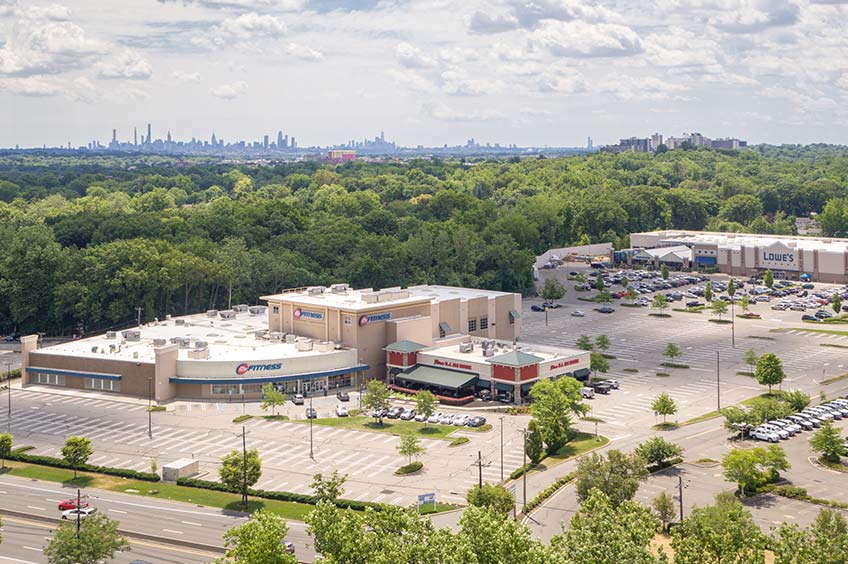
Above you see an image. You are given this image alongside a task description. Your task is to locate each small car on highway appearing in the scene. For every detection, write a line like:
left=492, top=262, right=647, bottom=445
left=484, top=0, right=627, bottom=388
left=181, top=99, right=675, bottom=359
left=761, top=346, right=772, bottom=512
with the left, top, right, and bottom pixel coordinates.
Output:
left=58, top=499, right=89, bottom=511
left=61, top=507, right=97, bottom=520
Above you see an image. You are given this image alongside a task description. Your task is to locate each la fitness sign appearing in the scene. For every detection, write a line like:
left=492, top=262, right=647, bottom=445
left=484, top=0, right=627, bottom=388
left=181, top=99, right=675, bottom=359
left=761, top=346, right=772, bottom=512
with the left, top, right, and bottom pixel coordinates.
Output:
left=236, top=362, right=283, bottom=375
left=434, top=358, right=473, bottom=371
left=359, top=312, right=392, bottom=326
left=293, top=307, right=324, bottom=321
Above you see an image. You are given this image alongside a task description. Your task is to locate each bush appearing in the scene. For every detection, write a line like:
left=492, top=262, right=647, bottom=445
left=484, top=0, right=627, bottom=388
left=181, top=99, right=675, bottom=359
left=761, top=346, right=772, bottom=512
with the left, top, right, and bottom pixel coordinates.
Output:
left=660, top=362, right=689, bottom=369
left=768, top=485, right=809, bottom=500
left=395, top=461, right=423, bottom=475
left=7, top=451, right=159, bottom=482
left=449, top=437, right=469, bottom=447
left=11, top=445, right=34, bottom=453
left=509, top=463, right=536, bottom=480
left=232, top=415, right=252, bottom=423
left=524, top=473, right=574, bottom=513
left=647, top=456, right=684, bottom=473
left=148, top=406, right=166, bottom=412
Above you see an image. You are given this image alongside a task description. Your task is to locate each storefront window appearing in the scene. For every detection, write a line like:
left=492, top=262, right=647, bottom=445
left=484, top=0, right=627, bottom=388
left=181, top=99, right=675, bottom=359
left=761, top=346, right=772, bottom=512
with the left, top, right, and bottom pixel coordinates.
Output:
left=468, top=319, right=477, bottom=332
left=84, top=378, right=121, bottom=392
left=32, top=373, right=65, bottom=386
left=480, top=317, right=488, bottom=330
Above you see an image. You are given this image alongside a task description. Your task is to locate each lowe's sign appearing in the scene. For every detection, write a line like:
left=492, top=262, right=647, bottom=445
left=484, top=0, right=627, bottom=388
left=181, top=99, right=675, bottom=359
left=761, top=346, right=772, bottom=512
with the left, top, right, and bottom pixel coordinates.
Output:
left=293, top=307, right=324, bottom=321
left=359, top=312, right=392, bottom=326
left=760, top=244, right=798, bottom=270
left=236, top=362, right=283, bottom=375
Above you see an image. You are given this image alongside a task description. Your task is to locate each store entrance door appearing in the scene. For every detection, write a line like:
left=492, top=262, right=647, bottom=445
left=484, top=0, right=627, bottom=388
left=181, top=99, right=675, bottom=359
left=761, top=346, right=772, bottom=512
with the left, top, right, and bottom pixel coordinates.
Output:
left=303, top=379, right=324, bottom=395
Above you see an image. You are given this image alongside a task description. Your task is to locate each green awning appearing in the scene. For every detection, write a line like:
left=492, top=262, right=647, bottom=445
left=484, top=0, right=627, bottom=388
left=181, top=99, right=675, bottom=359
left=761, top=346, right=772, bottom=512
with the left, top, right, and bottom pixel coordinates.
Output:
left=384, top=340, right=428, bottom=353
left=489, top=350, right=543, bottom=367
left=399, top=365, right=478, bottom=390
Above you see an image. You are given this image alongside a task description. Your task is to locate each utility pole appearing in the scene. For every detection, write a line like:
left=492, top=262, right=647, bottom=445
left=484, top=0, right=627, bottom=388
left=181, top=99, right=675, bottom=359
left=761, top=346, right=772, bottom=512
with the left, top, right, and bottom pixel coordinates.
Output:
left=147, top=376, right=153, bottom=439
left=677, top=475, right=684, bottom=523
left=716, top=350, right=721, bottom=412
left=477, top=451, right=483, bottom=488
left=136, top=306, right=142, bottom=326
left=499, top=416, right=504, bottom=483
left=76, top=488, right=82, bottom=538
left=242, top=392, right=245, bottom=415
left=241, top=425, right=248, bottom=510
left=309, top=395, right=314, bottom=459
left=4, top=362, right=10, bottom=433
left=731, top=299, right=735, bottom=347
left=522, top=428, right=527, bottom=513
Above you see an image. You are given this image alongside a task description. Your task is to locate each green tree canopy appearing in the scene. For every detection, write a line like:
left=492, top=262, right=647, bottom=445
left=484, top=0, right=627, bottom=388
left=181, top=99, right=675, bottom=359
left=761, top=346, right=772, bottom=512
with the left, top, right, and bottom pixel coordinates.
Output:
left=529, top=377, right=589, bottom=454
left=635, top=437, right=684, bottom=468
left=651, top=392, right=677, bottom=423
left=466, top=483, right=514, bottom=516
left=219, top=509, right=297, bottom=564
left=44, top=514, right=129, bottom=564
left=219, top=448, right=262, bottom=492
left=754, top=352, right=786, bottom=394
left=259, top=383, right=286, bottom=417
left=310, top=470, right=348, bottom=502
left=810, top=420, right=845, bottom=463
left=61, top=436, right=93, bottom=478
left=722, top=445, right=789, bottom=496
left=574, top=450, right=648, bottom=507
left=541, top=278, right=566, bottom=300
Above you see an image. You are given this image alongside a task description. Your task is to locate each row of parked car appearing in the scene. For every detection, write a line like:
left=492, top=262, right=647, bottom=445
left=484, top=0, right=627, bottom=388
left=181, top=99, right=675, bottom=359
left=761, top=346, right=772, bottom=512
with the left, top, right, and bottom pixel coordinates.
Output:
left=581, top=379, right=620, bottom=398
left=370, top=406, right=488, bottom=427
left=748, top=397, right=848, bottom=445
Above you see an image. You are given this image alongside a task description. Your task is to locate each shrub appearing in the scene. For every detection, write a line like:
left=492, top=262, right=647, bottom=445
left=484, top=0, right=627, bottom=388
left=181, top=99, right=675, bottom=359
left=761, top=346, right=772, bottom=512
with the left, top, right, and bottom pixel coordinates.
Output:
left=232, top=415, right=252, bottom=423
left=449, top=437, right=469, bottom=447
left=524, top=473, right=574, bottom=513
left=7, top=451, right=159, bottom=482
left=395, top=461, right=423, bottom=475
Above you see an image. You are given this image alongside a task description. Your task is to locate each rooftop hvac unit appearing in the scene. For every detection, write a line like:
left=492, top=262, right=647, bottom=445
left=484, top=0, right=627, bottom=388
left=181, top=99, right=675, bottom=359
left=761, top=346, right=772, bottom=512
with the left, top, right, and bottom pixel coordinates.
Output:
left=459, top=342, right=474, bottom=353
left=269, top=332, right=284, bottom=341
left=316, top=341, right=334, bottom=352
left=122, top=330, right=141, bottom=341
left=188, top=348, right=209, bottom=359
left=233, top=304, right=249, bottom=313
left=194, top=340, right=208, bottom=350
left=105, top=331, right=116, bottom=339
left=206, top=310, right=218, bottom=317
left=330, top=283, right=349, bottom=293
left=307, top=286, right=326, bottom=295
left=91, top=346, right=99, bottom=353
left=254, top=330, right=268, bottom=339
left=170, top=336, right=190, bottom=348
left=153, top=338, right=167, bottom=346
left=219, top=310, right=236, bottom=319
left=285, top=334, right=297, bottom=344
left=175, top=319, right=186, bottom=326
left=361, top=293, right=379, bottom=303
left=295, top=339, right=313, bottom=352
left=483, top=349, right=495, bottom=357
left=165, top=314, right=172, bottom=320
left=248, top=305, right=266, bottom=315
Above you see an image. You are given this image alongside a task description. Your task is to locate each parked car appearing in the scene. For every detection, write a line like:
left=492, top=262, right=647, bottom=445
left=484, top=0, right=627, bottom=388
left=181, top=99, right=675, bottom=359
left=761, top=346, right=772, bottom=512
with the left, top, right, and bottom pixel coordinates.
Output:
left=769, top=419, right=800, bottom=435
left=801, top=315, right=819, bottom=322
left=62, top=507, right=97, bottom=520
left=335, top=405, right=349, bottom=417
left=467, top=416, right=487, bottom=427
left=594, top=306, right=615, bottom=314
left=591, top=382, right=612, bottom=394
left=477, top=389, right=492, bottom=401
left=758, top=424, right=790, bottom=440
left=399, top=408, right=416, bottom=420
left=58, top=499, right=89, bottom=511
left=452, top=415, right=470, bottom=426
left=739, top=312, right=761, bottom=319
left=282, top=540, right=296, bottom=555
left=306, top=407, right=318, bottom=419
left=371, top=408, right=388, bottom=419
left=750, top=427, right=780, bottom=443
left=571, top=310, right=586, bottom=317
left=581, top=387, right=595, bottom=399
left=531, top=304, right=546, bottom=312
left=601, top=379, right=620, bottom=390
left=786, top=415, right=814, bottom=430
left=292, top=394, right=305, bottom=405
left=428, top=412, right=442, bottom=424
left=439, top=413, right=455, bottom=425
left=414, top=412, right=428, bottom=422
left=543, top=301, right=561, bottom=309
left=386, top=406, right=404, bottom=419
left=336, top=391, right=350, bottom=402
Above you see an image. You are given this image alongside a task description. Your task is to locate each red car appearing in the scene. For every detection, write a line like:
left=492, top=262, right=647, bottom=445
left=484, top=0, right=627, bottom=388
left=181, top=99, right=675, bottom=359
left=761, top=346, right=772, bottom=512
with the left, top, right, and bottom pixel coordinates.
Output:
left=58, top=499, right=89, bottom=511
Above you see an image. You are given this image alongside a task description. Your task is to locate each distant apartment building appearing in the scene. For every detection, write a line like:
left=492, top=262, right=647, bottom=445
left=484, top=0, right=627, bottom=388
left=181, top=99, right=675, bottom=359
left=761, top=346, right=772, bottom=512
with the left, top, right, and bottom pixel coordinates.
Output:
left=604, top=131, right=746, bottom=153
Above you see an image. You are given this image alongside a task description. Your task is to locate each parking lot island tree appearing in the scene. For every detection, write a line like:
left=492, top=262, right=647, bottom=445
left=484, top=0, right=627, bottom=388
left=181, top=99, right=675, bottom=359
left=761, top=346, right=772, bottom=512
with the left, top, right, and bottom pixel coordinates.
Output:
left=259, top=383, right=286, bottom=417
left=661, top=263, right=669, bottom=280
left=764, top=270, right=775, bottom=289
left=466, top=483, right=514, bottom=516
left=310, top=470, right=348, bottom=502
left=0, top=432, right=11, bottom=469
left=595, top=334, right=610, bottom=354
left=397, top=432, right=426, bottom=465
left=529, top=377, right=589, bottom=454
left=576, top=335, right=594, bottom=351
left=61, top=436, right=93, bottom=479
left=711, top=298, right=729, bottom=321
left=597, top=288, right=613, bottom=304
left=754, top=352, right=786, bottom=394
left=414, top=390, right=437, bottom=427
left=525, top=419, right=544, bottom=464
left=722, top=445, right=789, bottom=496
left=772, top=508, right=848, bottom=564
left=704, top=281, right=713, bottom=303
left=783, top=390, right=810, bottom=412
left=589, top=352, right=609, bottom=383
left=810, top=420, right=846, bottom=464
left=662, top=342, right=681, bottom=364
left=362, top=380, right=392, bottom=422
left=652, top=491, right=677, bottom=533
left=574, top=450, right=649, bottom=507
left=743, top=349, right=758, bottom=373
left=651, top=392, right=678, bottom=424
left=651, top=293, right=668, bottom=315
left=635, top=437, right=684, bottom=469
left=220, top=448, right=262, bottom=492
left=595, top=273, right=605, bottom=291
left=620, top=275, right=629, bottom=288
left=44, top=513, right=129, bottom=564
left=671, top=492, right=766, bottom=564
left=541, top=278, right=566, bottom=301
left=833, top=293, right=843, bottom=316
left=740, top=295, right=750, bottom=312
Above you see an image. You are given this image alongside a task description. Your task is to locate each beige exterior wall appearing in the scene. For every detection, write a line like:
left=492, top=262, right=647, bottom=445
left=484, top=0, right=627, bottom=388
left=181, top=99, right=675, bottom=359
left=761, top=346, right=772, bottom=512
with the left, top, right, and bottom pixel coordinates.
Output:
left=818, top=251, right=844, bottom=275
left=26, top=351, right=156, bottom=399
left=387, top=317, right=433, bottom=347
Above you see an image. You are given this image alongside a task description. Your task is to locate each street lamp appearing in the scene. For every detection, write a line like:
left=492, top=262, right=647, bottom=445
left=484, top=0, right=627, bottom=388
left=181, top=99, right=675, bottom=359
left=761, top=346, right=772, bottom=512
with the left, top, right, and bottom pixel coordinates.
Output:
left=716, top=351, right=721, bottom=412
left=499, top=416, right=505, bottom=483
left=4, top=362, right=11, bottom=433
left=147, top=376, right=153, bottom=439
left=309, top=395, right=314, bottom=460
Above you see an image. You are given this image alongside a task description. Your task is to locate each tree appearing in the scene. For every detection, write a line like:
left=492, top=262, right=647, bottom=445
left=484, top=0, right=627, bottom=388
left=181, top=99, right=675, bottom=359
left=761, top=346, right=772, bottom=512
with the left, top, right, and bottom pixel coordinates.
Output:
left=740, top=294, right=750, bottom=312
left=722, top=445, right=789, bottom=496
left=764, top=270, right=774, bottom=289
left=743, top=348, right=758, bottom=372
left=259, top=383, right=286, bottom=417
left=61, top=436, right=93, bottom=478
left=635, top=437, right=684, bottom=468
left=219, top=509, right=297, bottom=564
left=721, top=406, right=753, bottom=436
left=625, top=287, right=638, bottom=301
left=783, top=389, right=811, bottom=412
left=415, top=390, right=437, bottom=427
left=454, top=504, right=548, bottom=564
left=525, top=420, right=544, bottom=464
left=773, top=509, right=848, bottom=564
left=597, top=288, right=612, bottom=303
left=361, top=379, right=391, bottom=419
left=529, top=377, right=588, bottom=454
left=44, top=514, right=128, bottom=564
left=651, top=293, right=668, bottom=314
left=397, top=433, right=425, bottom=465
left=574, top=450, right=648, bottom=507
left=466, top=483, right=514, bottom=516
left=711, top=298, right=728, bottom=320
left=219, top=448, right=262, bottom=491
left=833, top=293, right=842, bottom=316
left=662, top=342, right=681, bottom=364
left=0, top=433, right=11, bottom=469
left=620, top=275, right=629, bottom=288
left=728, top=278, right=737, bottom=298
left=661, top=263, right=669, bottom=280
left=651, top=392, right=677, bottom=423
left=671, top=492, right=766, bottom=564
left=810, top=420, right=845, bottom=463
left=595, top=272, right=605, bottom=291
left=755, top=352, right=785, bottom=394
left=550, top=488, right=663, bottom=564
left=595, top=334, right=610, bottom=354
left=576, top=335, right=594, bottom=351
left=310, top=470, right=347, bottom=501
left=589, top=351, right=609, bottom=383
left=704, top=281, right=713, bottom=303
left=541, top=278, right=566, bottom=301
left=652, top=491, right=677, bottom=533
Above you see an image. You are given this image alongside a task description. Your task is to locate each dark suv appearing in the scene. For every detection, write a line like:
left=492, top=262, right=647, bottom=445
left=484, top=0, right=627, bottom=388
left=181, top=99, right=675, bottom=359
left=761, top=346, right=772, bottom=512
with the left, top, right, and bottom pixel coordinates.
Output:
left=591, top=382, right=612, bottom=394
left=336, top=391, right=350, bottom=402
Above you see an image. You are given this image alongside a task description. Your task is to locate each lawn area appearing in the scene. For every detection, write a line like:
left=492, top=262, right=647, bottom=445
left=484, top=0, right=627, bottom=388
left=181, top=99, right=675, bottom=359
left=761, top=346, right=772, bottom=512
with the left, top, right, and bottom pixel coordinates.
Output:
left=542, top=432, right=609, bottom=467
left=294, top=415, right=459, bottom=440
left=3, top=461, right=314, bottom=521
left=680, top=411, right=721, bottom=426
left=772, top=327, right=848, bottom=336
left=822, top=372, right=848, bottom=385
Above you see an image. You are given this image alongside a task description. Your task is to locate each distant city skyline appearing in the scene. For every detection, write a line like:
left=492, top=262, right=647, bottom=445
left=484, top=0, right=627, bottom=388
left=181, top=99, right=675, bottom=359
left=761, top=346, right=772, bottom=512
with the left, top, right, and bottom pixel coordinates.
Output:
left=2, top=1, right=847, bottom=148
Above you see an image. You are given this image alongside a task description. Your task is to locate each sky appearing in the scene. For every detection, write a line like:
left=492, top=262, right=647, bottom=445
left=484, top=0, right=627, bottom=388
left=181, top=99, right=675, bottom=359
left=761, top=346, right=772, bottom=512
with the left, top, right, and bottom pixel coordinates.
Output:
left=1, top=0, right=847, bottom=149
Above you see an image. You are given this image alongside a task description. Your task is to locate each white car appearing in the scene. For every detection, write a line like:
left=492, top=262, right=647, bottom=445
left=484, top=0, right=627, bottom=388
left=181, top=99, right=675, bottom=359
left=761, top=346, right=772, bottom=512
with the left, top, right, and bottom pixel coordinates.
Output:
left=803, top=409, right=832, bottom=422
left=750, top=427, right=780, bottom=443
left=759, top=424, right=790, bottom=439
left=428, top=412, right=442, bottom=424
left=786, top=415, right=814, bottom=430
left=571, top=310, right=585, bottom=317
left=439, top=413, right=455, bottom=425
left=452, top=415, right=470, bottom=426
left=769, top=420, right=800, bottom=435
left=414, top=412, right=428, bottom=422
left=62, top=507, right=97, bottom=520
left=335, top=405, right=349, bottom=417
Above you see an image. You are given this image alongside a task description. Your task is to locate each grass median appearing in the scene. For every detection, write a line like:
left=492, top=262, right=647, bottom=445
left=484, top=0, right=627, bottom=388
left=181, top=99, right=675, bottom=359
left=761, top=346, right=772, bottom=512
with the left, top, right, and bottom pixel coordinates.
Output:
left=293, top=415, right=461, bottom=440
left=2, top=461, right=314, bottom=520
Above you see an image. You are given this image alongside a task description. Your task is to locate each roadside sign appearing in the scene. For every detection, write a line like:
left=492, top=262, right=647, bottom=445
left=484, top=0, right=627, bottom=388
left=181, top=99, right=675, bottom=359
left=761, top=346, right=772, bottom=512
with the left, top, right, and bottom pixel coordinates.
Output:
left=418, top=493, right=435, bottom=506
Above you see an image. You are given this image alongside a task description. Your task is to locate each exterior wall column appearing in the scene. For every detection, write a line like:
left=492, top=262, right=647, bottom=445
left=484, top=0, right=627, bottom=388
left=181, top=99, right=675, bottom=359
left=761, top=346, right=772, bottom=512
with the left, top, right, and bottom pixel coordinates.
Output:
left=153, top=343, right=179, bottom=402
left=19, top=335, right=39, bottom=387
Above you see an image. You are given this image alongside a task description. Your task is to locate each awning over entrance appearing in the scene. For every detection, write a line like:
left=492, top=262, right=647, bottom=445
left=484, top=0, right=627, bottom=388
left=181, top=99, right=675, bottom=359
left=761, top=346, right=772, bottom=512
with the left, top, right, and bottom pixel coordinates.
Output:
left=509, top=309, right=521, bottom=322
left=800, top=273, right=811, bottom=280
left=401, top=365, right=478, bottom=390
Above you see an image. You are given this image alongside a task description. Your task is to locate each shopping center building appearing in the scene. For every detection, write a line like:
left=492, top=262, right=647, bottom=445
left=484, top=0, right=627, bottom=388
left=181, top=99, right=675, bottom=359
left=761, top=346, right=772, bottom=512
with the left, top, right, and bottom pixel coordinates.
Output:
left=20, top=284, right=529, bottom=402
left=626, top=230, right=848, bottom=283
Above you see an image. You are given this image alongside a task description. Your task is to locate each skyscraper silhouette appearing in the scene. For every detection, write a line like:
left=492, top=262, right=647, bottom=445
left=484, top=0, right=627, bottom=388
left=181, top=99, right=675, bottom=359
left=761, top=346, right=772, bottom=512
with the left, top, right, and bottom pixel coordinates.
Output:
left=147, top=123, right=151, bottom=144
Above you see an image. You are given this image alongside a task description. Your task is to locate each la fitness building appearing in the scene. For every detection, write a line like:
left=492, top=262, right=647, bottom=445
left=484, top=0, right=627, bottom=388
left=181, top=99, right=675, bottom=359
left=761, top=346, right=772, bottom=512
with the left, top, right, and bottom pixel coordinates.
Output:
left=628, top=230, right=848, bottom=283
left=20, top=284, right=525, bottom=402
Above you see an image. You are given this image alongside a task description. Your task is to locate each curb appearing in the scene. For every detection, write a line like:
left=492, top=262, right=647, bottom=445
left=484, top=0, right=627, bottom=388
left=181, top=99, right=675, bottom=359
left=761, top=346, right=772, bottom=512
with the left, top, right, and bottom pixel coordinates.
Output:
left=0, top=508, right=226, bottom=554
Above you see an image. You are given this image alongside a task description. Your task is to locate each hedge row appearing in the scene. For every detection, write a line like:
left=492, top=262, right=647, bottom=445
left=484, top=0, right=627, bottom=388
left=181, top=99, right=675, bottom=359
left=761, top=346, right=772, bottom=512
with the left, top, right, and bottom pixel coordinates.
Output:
left=7, top=451, right=160, bottom=482
left=176, top=477, right=384, bottom=511
left=524, top=473, right=574, bottom=513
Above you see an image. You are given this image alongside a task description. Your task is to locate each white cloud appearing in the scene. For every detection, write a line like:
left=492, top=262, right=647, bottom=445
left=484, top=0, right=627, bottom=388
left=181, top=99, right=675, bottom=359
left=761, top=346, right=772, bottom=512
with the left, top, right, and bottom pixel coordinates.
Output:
left=20, top=4, right=71, bottom=21
left=838, top=74, right=848, bottom=91
left=396, top=42, right=435, bottom=69
left=172, top=70, right=201, bottom=82
left=210, top=80, right=248, bottom=99
left=285, top=42, right=323, bottom=61
left=385, top=68, right=437, bottom=93
left=95, top=51, right=153, bottom=80
left=531, top=20, right=643, bottom=57
left=440, top=69, right=496, bottom=96
left=469, top=0, right=620, bottom=33
left=0, top=75, right=61, bottom=96
left=196, top=12, right=287, bottom=48
left=157, top=0, right=303, bottom=11
left=422, top=101, right=503, bottom=122
left=709, top=0, right=800, bottom=33
left=0, top=20, right=105, bottom=76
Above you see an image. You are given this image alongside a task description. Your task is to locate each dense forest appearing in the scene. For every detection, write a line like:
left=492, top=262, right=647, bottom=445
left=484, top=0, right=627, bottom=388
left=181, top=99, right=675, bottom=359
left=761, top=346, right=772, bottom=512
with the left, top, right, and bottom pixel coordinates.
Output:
left=2, top=144, right=848, bottom=335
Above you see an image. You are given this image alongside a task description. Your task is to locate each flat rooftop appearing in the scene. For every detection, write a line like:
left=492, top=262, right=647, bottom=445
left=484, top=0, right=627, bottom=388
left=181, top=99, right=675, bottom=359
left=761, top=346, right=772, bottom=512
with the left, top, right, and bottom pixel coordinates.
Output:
left=36, top=309, right=347, bottom=364
left=637, top=230, right=848, bottom=252
left=262, top=284, right=515, bottom=312
left=422, top=338, right=586, bottom=366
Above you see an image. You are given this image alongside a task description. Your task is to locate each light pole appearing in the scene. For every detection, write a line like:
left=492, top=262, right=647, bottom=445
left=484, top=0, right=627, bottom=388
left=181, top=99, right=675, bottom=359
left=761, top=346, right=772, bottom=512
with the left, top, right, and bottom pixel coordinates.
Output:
left=716, top=351, right=721, bottom=412
left=4, top=362, right=10, bottom=433
left=241, top=425, right=248, bottom=510
left=522, top=428, right=527, bottom=513
left=147, top=376, right=153, bottom=439
left=309, top=395, right=314, bottom=460
left=499, top=416, right=505, bottom=483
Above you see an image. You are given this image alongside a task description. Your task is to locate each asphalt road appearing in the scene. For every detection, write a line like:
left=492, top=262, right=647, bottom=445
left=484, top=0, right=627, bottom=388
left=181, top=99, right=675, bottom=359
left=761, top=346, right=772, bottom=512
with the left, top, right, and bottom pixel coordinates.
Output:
left=0, top=474, right=316, bottom=563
